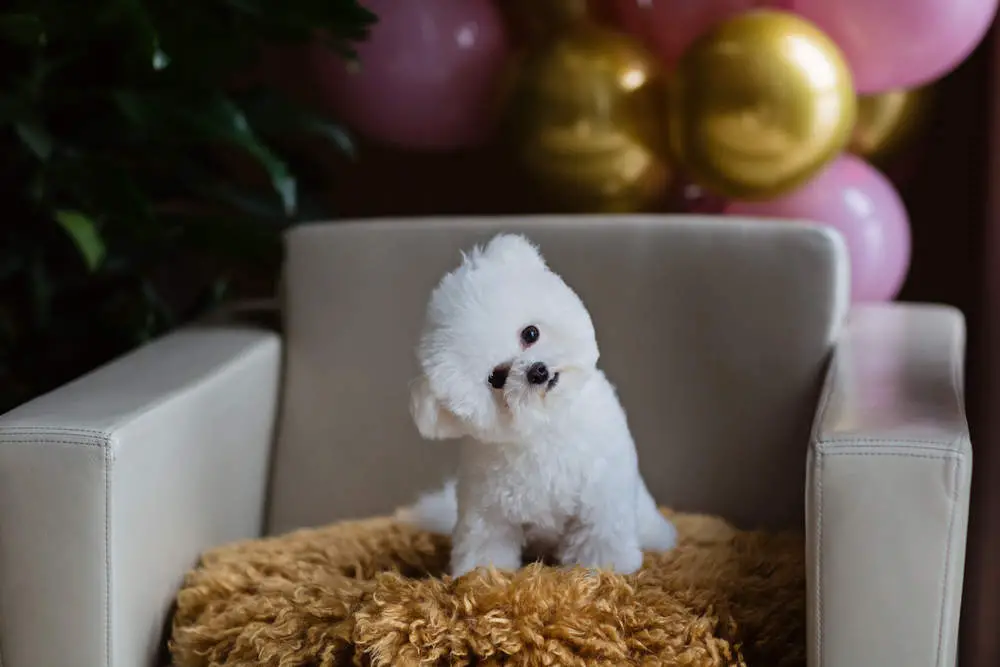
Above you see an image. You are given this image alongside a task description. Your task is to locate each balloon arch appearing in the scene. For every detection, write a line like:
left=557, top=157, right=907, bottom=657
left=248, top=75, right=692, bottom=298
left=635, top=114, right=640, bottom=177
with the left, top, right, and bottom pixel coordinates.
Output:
left=303, top=0, right=996, bottom=303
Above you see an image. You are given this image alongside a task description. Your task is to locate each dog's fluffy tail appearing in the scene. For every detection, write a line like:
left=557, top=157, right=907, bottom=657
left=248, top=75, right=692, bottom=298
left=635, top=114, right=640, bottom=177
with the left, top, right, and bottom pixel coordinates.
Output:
left=637, top=480, right=678, bottom=551
left=394, top=478, right=458, bottom=535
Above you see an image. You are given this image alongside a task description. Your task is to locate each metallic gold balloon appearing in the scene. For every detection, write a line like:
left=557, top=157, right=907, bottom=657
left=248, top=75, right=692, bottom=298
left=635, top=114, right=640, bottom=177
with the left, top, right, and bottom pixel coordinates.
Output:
left=504, top=19, right=671, bottom=212
left=850, top=87, right=933, bottom=165
left=667, top=10, right=857, bottom=200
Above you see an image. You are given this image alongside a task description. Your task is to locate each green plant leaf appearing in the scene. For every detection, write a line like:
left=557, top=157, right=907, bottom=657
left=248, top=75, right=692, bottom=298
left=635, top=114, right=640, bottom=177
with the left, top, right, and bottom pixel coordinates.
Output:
left=186, top=176, right=290, bottom=221
left=47, top=152, right=154, bottom=231
left=1, top=0, right=377, bottom=411
left=184, top=277, right=231, bottom=321
left=15, top=121, right=52, bottom=160
left=206, top=99, right=297, bottom=215
left=236, top=87, right=357, bottom=158
left=152, top=47, right=170, bottom=70
left=121, top=93, right=299, bottom=216
left=140, top=280, right=175, bottom=333
left=55, top=211, right=106, bottom=272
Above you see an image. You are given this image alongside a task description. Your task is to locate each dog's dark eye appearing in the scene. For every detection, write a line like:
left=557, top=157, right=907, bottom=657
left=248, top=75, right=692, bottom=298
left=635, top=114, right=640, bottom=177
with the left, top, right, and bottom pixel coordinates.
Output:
left=488, top=366, right=509, bottom=389
left=520, top=325, right=540, bottom=346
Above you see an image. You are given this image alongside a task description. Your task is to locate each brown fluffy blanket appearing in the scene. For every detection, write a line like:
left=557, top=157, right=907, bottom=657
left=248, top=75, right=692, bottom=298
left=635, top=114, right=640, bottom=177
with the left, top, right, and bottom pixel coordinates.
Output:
left=169, top=509, right=805, bottom=667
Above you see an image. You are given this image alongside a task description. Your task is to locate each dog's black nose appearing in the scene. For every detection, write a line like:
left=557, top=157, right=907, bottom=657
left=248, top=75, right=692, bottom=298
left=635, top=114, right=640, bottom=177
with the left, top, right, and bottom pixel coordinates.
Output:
left=526, top=362, right=549, bottom=385
left=488, top=365, right=509, bottom=389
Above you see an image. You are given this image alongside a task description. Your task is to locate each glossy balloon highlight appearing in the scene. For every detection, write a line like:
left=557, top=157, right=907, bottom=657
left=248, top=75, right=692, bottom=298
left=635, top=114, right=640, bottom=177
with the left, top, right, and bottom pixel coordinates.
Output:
left=504, top=13, right=671, bottom=212
left=666, top=10, right=857, bottom=200
left=310, top=0, right=510, bottom=151
left=725, top=155, right=911, bottom=302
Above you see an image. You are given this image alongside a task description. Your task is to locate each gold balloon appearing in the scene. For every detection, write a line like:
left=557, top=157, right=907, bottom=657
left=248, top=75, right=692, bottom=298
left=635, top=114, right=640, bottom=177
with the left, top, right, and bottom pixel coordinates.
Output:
left=503, top=16, right=671, bottom=212
left=850, top=87, right=933, bottom=165
left=666, top=10, right=857, bottom=200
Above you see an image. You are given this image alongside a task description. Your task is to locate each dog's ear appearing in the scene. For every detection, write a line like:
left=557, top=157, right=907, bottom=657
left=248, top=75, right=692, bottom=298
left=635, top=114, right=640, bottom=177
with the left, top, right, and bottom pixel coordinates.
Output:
left=409, top=375, right=465, bottom=440
left=481, top=234, right=547, bottom=269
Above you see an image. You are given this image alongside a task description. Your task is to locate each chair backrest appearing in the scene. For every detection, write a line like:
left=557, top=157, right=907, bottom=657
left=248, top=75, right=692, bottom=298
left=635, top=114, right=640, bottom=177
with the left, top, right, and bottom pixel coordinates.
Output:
left=268, top=215, right=848, bottom=534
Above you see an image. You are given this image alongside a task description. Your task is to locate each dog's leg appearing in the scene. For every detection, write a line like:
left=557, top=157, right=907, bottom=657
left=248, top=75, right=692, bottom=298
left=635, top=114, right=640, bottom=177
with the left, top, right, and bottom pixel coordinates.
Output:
left=556, top=503, right=644, bottom=574
left=450, top=511, right=523, bottom=577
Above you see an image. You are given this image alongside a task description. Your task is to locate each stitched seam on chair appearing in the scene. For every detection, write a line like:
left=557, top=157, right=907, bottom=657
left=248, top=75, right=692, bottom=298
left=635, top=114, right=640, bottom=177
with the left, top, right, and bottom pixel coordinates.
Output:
left=0, top=438, right=107, bottom=448
left=809, top=341, right=835, bottom=667
left=0, top=434, right=112, bottom=667
left=817, top=438, right=965, bottom=450
left=819, top=448, right=966, bottom=667
left=936, top=456, right=962, bottom=667
left=815, top=450, right=825, bottom=667
left=0, top=438, right=108, bottom=448
left=0, top=426, right=112, bottom=436
left=815, top=450, right=962, bottom=461
left=0, top=337, right=276, bottom=667
left=816, top=311, right=969, bottom=452
left=104, top=439, right=113, bottom=667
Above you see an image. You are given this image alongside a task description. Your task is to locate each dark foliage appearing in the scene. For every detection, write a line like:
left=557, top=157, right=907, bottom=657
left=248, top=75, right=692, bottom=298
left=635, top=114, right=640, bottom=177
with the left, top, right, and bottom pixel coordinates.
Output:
left=0, top=0, right=375, bottom=411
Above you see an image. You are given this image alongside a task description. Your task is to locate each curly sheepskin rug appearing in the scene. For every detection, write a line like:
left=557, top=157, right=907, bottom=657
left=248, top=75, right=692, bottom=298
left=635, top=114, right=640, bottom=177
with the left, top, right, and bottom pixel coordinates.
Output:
left=169, top=509, right=805, bottom=667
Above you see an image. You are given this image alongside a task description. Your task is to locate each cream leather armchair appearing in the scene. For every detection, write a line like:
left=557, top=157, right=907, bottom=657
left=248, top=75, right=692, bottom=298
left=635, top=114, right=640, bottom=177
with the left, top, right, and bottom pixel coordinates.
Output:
left=0, top=216, right=970, bottom=667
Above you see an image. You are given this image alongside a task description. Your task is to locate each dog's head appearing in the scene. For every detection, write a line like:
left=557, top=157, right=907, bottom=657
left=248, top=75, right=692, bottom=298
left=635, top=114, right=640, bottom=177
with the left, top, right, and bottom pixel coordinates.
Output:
left=410, top=233, right=600, bottom=443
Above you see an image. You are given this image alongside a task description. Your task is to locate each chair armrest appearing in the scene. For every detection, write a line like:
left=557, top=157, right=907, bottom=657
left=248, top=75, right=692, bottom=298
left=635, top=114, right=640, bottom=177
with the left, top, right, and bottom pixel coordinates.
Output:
left=0, top=325, right=281, bottom=667
left=807, top=303, right=971, bottom=667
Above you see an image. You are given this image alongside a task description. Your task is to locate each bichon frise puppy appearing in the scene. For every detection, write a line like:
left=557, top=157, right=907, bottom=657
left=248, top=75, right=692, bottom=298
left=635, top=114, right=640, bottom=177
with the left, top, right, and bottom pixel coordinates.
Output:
left=400, top=233, right=677, bottom=577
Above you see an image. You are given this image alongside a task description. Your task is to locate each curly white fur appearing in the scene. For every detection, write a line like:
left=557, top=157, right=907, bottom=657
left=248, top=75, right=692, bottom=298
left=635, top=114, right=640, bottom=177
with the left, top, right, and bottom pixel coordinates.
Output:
left=398, top=233, right=677, bottom=577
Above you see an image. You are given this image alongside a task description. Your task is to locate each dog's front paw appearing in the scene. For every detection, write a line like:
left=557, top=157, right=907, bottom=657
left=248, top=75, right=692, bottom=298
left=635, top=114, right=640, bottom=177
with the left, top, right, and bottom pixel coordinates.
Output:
left=560, top=537, right=644, bottom=575
left=449, top=525, right=523, bottom=577
left=450, top=547, right=521, bottom=577
left=449, top=558, right=478, bottom=578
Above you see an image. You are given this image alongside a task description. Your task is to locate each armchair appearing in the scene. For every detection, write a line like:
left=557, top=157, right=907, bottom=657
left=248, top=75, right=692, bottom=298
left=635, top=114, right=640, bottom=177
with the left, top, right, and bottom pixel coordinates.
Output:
left=0, top=215, right=970, bottom=667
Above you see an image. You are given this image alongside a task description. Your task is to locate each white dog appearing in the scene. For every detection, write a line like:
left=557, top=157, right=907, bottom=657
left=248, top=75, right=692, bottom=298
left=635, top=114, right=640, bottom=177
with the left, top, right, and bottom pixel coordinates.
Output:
left=400, top=233, right=677, bottom=577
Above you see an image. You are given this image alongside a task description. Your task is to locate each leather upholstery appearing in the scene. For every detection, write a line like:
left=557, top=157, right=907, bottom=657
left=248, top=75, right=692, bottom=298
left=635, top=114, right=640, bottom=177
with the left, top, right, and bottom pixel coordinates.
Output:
left=0, top=215, right=971, bottom=667
left=271, top=215, right=848, bottom=534
left=807, top=304, right=970, bottom=667
left=0, top=326, right=281, bottom=667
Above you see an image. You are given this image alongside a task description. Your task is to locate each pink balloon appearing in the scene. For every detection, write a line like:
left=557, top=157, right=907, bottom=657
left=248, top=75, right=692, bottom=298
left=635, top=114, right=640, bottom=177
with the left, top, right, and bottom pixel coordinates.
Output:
left=309, top=0, right=510, bottom=151
left=785, top=0, right=998, bottom=93
left=724, top=155, right=911, bottom=303
left=609, top=0, right=765, bottom=70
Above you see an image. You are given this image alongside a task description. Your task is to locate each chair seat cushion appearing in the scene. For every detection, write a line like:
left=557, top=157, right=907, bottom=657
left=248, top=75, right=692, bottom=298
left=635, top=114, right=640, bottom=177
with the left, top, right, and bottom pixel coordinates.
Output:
left=169, top=510, right=805, bottom=667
